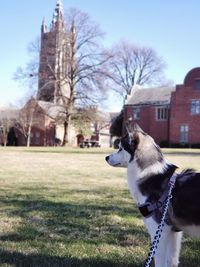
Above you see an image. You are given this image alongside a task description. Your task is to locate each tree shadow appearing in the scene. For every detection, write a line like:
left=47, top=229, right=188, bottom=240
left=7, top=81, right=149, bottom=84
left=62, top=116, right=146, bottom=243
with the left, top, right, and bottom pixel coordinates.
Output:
left=0, top=194, right=147, bottom=243
left=0, top=191, right=199, bottom=266
left=0, top=249, right=143, bottom=267
left=0, top=191, right=148, bottom=266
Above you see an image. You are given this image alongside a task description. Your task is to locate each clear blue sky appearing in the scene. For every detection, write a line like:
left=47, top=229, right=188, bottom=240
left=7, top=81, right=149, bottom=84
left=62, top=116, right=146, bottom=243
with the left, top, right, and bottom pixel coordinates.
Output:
left=1, top=0, right=200, bottom=110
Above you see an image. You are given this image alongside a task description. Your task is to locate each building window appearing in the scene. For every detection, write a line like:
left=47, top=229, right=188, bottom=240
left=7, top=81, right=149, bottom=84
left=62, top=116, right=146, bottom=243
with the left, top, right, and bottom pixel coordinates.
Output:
left=180, top=125, right=189, bottom=143
left=195, top=79, right=200, bottom=90
left=35, top=131, right=41, bottom=145
left=191, top=100, right=200, bottom=114
left=156, top=107, right=168, bottom=121
left=133, top=107, right=140, bottom=120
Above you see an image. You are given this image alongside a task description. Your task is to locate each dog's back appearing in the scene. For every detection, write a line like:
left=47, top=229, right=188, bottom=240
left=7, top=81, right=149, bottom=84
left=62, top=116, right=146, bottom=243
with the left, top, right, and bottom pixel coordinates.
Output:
left=170, top=170, right=200, bottom=236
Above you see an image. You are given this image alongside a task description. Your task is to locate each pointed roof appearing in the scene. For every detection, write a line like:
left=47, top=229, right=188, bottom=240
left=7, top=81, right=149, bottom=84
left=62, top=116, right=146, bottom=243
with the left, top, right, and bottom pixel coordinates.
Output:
left=56, top=0, right=64, bottom=11
left=126, top=86, right=176, bottom=106
left=37, top=100, right=66, bottom=120
left=52, top=0, right=64, bottom=23
left=41, top=17, right=47, bottom=33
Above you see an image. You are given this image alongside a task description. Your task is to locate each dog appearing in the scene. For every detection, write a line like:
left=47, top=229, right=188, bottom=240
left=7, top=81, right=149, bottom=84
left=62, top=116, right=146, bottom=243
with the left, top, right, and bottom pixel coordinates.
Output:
left=105, top=124, right=200, bottom=267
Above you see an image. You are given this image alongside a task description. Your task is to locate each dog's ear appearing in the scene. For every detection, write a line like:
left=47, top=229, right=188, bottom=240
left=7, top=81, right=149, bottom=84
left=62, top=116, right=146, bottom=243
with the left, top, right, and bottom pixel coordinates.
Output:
left=125, top=121, right=132, bottom=135
left=128, top=132, right=140, bottom=150
left=133, top=123, right=146, bottom=135
left=125, top=122, right=145, bottom=135
left=127, top=132, right=140, bottom=162
left=131, top=132, right=140, bottom=147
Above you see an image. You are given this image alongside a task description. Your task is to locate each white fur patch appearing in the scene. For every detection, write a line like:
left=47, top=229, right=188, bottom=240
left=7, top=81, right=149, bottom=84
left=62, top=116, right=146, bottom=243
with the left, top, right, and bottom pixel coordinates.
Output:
left=106, top=148, right=131, bottom=168
left=136, top=159, right=169, bottom=180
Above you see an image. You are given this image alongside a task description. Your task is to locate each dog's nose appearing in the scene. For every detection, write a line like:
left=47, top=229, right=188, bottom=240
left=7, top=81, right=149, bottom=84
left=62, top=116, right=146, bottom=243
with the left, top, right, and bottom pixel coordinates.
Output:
left=105, top=156, right=109, bottom=162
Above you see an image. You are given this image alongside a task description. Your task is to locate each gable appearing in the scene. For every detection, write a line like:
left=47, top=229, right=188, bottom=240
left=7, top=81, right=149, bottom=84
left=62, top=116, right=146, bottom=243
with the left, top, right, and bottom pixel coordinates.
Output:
left=126, top=86, right=175, bottom=106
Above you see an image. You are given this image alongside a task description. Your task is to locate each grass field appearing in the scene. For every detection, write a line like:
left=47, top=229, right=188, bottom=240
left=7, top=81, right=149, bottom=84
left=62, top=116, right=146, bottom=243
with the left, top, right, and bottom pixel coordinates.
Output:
left=0, top=147, right=199, bottom=267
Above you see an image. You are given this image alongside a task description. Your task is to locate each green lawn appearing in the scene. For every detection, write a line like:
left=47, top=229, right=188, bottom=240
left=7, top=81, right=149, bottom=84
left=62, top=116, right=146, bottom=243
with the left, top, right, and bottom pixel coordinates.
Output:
left=0, top=147, right=199, bottom=267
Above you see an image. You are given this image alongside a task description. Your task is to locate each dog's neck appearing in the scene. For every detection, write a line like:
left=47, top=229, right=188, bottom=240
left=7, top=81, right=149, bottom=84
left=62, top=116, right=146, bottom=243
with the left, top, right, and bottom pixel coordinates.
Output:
left=127, top=158, right=177, bottom=204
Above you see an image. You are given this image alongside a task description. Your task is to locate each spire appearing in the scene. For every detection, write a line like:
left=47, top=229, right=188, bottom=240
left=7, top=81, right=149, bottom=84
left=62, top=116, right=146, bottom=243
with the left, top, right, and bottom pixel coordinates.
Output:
left=51, top=0, right=65, bottom=31
left=41, top=17, right=47, bottom=33
left=56, top=0, right=64, bottom=14
left=70, top=20, right=76, bottom=35
left=52, top=0, right=64, bottom=23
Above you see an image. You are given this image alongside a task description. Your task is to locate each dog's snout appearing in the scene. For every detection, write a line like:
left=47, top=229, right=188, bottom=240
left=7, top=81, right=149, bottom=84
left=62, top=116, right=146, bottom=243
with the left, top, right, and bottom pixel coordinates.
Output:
left=105, top=156, right=109, bottom=162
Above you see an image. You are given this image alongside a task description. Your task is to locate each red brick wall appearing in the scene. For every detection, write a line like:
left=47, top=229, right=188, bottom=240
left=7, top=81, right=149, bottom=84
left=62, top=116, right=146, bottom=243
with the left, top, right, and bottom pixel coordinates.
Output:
left=184, top=67, right=200, bottom=87
left=124, top=68, right=200, bottom=146
left=125, top=105, right=169, bottom=145
left=170, top=69, right=200, bottom=144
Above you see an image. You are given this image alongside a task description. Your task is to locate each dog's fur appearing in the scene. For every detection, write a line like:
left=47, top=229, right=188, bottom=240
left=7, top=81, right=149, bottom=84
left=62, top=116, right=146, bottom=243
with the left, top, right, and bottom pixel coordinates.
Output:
left=105, top=124, right=200, bottom=267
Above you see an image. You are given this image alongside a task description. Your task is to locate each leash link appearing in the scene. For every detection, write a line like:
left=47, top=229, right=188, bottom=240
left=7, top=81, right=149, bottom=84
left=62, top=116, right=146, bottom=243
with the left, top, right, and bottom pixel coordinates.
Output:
left=143, top=175, right=176, bottom=267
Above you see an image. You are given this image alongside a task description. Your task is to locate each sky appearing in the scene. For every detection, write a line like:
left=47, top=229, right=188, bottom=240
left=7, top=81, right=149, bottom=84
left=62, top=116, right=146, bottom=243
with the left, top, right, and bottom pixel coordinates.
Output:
left=1, top=0, right=200, bottom=111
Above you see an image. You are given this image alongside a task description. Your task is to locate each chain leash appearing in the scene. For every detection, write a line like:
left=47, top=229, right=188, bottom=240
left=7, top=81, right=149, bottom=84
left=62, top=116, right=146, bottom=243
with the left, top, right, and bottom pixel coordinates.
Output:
left=144, top=175, right=177, bottom=267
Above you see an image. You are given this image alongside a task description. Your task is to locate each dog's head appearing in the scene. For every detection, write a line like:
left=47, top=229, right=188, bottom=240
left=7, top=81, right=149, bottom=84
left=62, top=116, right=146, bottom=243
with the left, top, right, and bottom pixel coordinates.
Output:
left=105, top=124, right=163, bottom=169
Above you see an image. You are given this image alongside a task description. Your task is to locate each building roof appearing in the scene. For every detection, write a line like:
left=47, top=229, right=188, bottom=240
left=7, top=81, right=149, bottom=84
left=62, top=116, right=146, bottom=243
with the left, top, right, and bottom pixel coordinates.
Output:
left=37, top=100, right=66, bottom=120
left=126, top=86, right=176, bottom=106
left=0, top=107, right=19, bottom=119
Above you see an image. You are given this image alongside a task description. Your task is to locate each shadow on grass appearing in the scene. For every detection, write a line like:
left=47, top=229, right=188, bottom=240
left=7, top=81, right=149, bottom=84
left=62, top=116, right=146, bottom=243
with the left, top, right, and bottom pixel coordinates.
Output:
left=0, top=249, right=143, bottom=267
left=0, top=192, right=200, bottom=266
left=0, top=191, right=149, bottom=266
left=179, top=238, right=200, bottom=267
left=0, top=194, right=147, bottom=243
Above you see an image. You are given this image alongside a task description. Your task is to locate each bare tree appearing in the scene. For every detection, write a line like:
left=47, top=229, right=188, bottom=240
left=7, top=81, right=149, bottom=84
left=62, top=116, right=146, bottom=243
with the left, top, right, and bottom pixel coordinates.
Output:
left=18, top=99, right=35, bottom=147
left=16, top=98, right=46, bottom=147
left=15, top=8, right=111, bottom=146
left=55, top=8, right=111, bottom=145
left=105, top=41, right=170, bottom=101
left=0, top=108, right=19, bottom=146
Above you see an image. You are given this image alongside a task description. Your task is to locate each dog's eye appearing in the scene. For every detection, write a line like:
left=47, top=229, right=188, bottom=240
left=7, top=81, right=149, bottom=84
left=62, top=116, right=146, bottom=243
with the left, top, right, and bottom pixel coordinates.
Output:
left=113, top=138, right=120, bottom=149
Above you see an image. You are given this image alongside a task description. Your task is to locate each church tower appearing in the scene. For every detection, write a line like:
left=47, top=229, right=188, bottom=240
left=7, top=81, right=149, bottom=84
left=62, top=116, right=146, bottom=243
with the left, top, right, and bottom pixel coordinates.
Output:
left=37, top=0, right=70, bottom=103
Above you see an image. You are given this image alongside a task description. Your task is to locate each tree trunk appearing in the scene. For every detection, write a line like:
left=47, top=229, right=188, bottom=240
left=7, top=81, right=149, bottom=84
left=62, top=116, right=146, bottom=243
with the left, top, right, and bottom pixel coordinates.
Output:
left=62, top=118, right=70, bottom=146
left=27, top=125, right=32, bottom=147
left=27, top=114, right=33, bottom=147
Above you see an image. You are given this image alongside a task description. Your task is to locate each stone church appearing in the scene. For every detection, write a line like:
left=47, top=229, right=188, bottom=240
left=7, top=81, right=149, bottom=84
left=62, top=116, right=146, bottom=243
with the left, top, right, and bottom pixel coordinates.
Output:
left=38, top=0, right=72, bottom=104
left=25, top=0, right=76, bottom=146
left=0, top=0, right=111, bottom=147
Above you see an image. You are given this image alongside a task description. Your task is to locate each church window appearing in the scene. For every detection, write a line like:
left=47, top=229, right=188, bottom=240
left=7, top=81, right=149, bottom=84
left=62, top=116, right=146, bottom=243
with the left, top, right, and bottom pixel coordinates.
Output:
left=133, top=107, right=140, bottom=120
left=180, top=125, right=189, bottom=143
left=191, top=100, right=200, bottom=114
left=195, top=79, right=200, bottom=90
left=35, top=132, right=41, bottom=145
left=156, top=107, right=168, bottom=120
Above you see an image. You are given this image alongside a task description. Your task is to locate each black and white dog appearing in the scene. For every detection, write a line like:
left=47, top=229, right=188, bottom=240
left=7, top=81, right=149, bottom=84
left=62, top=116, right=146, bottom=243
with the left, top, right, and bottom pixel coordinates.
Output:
left=105, top=124, right=200, bottom=267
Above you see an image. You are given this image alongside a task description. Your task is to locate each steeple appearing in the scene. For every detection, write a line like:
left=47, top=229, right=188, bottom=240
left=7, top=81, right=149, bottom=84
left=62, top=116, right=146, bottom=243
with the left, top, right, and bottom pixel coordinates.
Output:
left=41, top=17, right=47, bottom=34
left=38, top=0, right=70, bottom=103
left=51, top=0, right=65, bottom=31
left=70, top=20, right=76, bottom=36
left=56, top=0, right=64, bottom=14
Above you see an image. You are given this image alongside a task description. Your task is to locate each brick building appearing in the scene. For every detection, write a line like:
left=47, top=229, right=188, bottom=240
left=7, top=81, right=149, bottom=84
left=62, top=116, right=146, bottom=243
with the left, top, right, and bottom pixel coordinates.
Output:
left=124, top=67, right=200, bottom=147
left=1, top=0, right=111, bottom=147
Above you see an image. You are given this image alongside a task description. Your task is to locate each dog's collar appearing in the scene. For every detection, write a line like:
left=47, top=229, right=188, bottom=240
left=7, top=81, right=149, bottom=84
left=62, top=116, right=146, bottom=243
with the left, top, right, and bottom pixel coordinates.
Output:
left=138, top=190, right=168, bottom=218
left=138, top=174, right=177, bottom=218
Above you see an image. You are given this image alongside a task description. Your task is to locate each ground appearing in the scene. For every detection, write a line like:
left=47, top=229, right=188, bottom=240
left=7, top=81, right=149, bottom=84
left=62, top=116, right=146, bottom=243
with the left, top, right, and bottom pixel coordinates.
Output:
left=0, top=147, right=199, bottom=267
